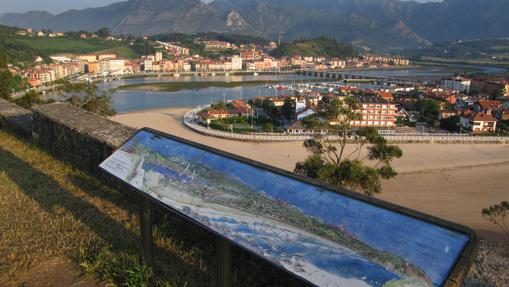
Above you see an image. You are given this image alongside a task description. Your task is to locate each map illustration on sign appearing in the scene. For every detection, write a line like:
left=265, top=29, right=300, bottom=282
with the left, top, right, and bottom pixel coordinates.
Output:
left=100, top=129, right=471, bottom=287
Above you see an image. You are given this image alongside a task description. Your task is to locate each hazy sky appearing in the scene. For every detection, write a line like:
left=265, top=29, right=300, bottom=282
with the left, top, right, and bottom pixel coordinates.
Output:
left=0, top=0, right=443, bottom=15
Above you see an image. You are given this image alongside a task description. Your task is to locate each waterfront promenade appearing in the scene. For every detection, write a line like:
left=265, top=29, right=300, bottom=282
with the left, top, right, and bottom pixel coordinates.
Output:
left=183, top=106, right=509, bottom=144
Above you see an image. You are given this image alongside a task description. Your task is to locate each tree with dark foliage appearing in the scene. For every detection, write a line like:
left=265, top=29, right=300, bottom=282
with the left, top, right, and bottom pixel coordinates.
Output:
left=295, top=96, right=402, bottom=196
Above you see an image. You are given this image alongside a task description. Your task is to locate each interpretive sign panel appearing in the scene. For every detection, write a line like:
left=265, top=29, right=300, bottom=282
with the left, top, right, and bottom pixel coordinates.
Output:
left=100, top=128, right=476, bottom=287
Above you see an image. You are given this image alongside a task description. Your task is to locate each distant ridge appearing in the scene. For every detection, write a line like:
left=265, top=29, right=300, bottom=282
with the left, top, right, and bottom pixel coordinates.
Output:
left=1, top=0, right=509, bottom=50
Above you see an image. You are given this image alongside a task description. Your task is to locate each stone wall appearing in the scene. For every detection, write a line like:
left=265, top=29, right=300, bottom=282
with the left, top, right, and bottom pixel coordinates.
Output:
left=0, top=98, right=33, bottom=138
left=32, top=103, right=135, bottom=175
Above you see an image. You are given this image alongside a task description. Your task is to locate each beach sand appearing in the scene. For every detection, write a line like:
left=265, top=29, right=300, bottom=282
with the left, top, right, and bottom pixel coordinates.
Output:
left=111, top=107, right=509, bottom=244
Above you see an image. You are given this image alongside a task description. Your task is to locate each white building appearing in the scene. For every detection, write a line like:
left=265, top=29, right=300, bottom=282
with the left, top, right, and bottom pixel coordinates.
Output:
left=460, top=112, right=497, bottom=133
left=50, top=55, right=72, bottom=63
left=100, top=59, right=125, bottom=75
left=442, top=77, right=471, bottom=94
left=143, top=60, right=153, bottom=72
left=155, top=51, right=163, bottom=62
left=231, top=56, right=243, bottom=71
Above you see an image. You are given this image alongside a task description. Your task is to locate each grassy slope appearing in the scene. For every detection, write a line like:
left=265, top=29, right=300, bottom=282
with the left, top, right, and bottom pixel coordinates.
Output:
left=5, top=37, right=138, bottom=59
left=0, top=129, right=306, bottom=287
left=272, top=37, right=358, bottom=58
left=404, top=38, right=509, bottom=65
left=0, top=24, right=138, bottom=64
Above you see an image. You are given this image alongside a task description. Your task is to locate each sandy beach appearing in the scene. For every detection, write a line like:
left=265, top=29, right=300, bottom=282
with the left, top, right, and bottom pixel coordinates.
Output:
left=111, top=107, right=509, bottom=244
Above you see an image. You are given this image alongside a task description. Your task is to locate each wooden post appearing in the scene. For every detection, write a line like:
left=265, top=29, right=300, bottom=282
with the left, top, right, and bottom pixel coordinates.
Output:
left=215, top=237, right=232, bottom=287
left=139, top=196, right=154, bottom=265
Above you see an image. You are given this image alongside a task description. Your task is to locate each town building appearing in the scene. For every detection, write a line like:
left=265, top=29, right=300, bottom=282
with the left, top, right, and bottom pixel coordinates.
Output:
left=155, top=51, right=163, bottom=62
left=348, top=96, right=397, bottom=128
left=460, top=111, right=497, bottom=133
left=100, top=59, right=125, bottom=75
left=441, top=77, right=472, bottom=94
left=142, top=60, right=153, bottom=72
left=155, top=41, right=190, bottom=57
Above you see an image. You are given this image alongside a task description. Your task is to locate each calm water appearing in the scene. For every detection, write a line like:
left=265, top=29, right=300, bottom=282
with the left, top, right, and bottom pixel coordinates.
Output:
left=105, top=65, right=506, bottom=113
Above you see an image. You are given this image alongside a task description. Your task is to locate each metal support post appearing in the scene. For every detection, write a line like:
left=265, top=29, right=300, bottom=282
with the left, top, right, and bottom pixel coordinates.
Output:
left=139, top=196, right=154, bottom=265
left=215, top=237, right=232, bottom=287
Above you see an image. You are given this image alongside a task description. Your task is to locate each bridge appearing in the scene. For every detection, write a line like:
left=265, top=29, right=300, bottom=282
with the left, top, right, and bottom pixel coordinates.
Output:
left=297, top=69, right=425, bottom=85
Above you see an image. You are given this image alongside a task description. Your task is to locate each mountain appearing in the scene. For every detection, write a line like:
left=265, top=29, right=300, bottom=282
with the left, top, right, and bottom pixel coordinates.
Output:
left=400, top=0, right=509, bottom=43
left=209, top=0, right=431, bottom=49
left=1, top=0, right=509, bottom=51
left=0, top=0, right=258, bottom=36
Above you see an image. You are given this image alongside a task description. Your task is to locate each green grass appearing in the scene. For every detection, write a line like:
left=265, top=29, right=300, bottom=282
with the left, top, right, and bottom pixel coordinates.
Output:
left=0, top=32, right=139, bottom=64
left=0, top=129, right=306, bottom=287
left=271, top=37, right=358, bottom=58
left=119, top=80, right=281, bottom=92
left=8, top=37, right=125, bottom=55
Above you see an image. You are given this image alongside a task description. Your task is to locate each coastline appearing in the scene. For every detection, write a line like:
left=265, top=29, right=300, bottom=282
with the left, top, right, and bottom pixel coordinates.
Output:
left=111, top=107, right=509, bottom=244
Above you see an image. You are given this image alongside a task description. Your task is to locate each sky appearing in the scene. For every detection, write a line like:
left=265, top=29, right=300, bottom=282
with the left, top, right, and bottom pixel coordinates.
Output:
left=0, top=0, right=443, bottom=15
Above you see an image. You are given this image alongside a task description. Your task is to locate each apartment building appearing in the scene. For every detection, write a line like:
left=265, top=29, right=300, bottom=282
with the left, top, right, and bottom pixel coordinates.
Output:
left=349, top=96, right=398, bottom=128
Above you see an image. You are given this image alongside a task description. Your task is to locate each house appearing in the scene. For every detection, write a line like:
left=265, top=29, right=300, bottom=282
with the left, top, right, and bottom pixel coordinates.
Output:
left=271, top=97, right=286, bottom=107
left=297, top=107, right=317, bottom=121
left=27, top=78, right=41, bottom=87
left=287, top=121, right=306, bottom=134
left=295, top=97, right=307, bottom=112
left=460, top=111, right=497, bottom=133
left=199, top=109, right=231, bottom=124
left=378, top=91, right=394, bottom=102
left=229, top=100, right=252, bottom=117
left=475, top=100, right=502, bottom=114
left=438, top=110, right=460, bottom=120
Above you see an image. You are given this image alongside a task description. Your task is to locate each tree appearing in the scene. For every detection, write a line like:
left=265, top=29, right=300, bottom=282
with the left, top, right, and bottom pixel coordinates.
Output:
left=416, top=99, right=440, bottom=118
left=440, top=116, right=460, bottom=132
left=95, top=27, right=111, bottom=38
left=302, top=115, right=321, bottom=129
left=0, top=69, right=13, bottom=100
left=295, top=96, right=402, bottom=196
left=262, top=98, right=278, bottom=121
left=65, top=82, right=116, bottom=116
left=281, top=98, right=295, bottom=120
left=482, top=201, right=509, bottom=242
left=0, top=54, right=7, bottom=68
left=491, top=89, right=503, bottom=100
left=15, top=90, right=42, bottom=108
left=211, top=101, right=226, bottom=110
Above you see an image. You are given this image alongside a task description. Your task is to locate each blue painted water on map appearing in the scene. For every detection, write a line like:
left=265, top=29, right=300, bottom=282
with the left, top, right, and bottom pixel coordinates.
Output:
left=205, top=215, right=401, bottom=286
left=129, top=130, right=470, bottom=286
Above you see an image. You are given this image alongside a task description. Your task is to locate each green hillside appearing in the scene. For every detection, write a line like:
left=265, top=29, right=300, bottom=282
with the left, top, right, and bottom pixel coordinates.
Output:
left=271, top=37, right=358, bottom=59
left=0, top=24, right=138, bottom=65
left=403, top=37, right=509, bottom=63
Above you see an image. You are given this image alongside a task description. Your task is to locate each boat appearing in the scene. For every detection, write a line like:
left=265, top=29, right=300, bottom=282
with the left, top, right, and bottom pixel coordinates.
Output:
left=253, top=72, right=259, bottom=76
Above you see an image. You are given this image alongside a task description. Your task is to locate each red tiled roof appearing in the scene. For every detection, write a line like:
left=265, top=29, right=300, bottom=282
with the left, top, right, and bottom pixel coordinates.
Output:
left=471, top=112, right=497, bottom=122
left=477, top=100, right=502, bottom=110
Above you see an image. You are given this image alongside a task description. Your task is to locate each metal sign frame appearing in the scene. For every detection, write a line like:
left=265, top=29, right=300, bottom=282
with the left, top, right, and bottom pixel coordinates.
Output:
left=100, top=127, right=479, bottom=287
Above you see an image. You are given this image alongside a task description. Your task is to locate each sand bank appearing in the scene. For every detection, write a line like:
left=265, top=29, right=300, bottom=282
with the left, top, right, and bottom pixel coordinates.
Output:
left=111, top=107, right=509, bottom=244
